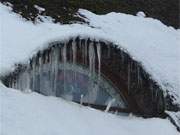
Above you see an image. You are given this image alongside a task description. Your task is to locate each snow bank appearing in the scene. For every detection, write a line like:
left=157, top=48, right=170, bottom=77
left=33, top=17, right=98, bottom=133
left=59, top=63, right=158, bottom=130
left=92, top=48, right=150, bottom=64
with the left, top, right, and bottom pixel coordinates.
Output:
left=0, top=83, right=179, bottom=135
left=0, top=3, right=179, bottom=101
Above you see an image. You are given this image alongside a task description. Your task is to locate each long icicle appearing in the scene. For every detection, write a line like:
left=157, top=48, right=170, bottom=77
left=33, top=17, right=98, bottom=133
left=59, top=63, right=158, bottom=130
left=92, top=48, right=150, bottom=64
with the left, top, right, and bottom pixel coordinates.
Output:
left=96, top=42, right=101, bottom=102
left=72, top=38, right=77, bottom=95
left=97, top=42, right=101, bottom=81
left=88, top=41, right=97, bottom=103
left=62, top=43, right=67, bottom=96
left=85, top=39, right=88, bottom=65
left=53, top=46, right=59, bottom=96
left=39, top=52, right=43, bottom=94
left=127, top=61, right=131, bottom=94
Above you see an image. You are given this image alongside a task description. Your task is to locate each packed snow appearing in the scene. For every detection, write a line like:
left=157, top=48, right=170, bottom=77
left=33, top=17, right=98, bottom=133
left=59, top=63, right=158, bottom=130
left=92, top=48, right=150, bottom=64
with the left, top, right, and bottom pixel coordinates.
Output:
left=0, top=82, right=179, bottom=135
left=0, top=3, right=180, bottom=101
left=136, top=11, right=146, bottom=18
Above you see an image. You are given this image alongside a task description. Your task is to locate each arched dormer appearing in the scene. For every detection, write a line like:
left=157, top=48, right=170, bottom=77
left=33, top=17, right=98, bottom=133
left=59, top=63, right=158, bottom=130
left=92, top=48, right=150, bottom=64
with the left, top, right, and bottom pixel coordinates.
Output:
left=1, top=36, right=165, bottom=117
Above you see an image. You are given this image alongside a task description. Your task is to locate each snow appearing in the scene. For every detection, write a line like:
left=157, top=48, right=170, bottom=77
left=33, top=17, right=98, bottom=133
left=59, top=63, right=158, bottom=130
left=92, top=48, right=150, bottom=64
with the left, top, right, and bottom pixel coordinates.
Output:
left=0, top=82, right=179, bottom=135
left=34, top=5, right=45, bottom=13
left=166, top=111, right=180, bottom=130
left=136, top=11, right=146, bottom=17
left=0, top=3, right=180, bottom=102
left=35, top=15, right=55, bottom=24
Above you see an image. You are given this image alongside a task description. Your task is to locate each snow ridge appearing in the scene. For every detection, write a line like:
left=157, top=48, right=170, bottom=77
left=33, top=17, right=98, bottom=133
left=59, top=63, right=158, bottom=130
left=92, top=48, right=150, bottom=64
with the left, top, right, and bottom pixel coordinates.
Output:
left=0, top=83, right=179, bottom=135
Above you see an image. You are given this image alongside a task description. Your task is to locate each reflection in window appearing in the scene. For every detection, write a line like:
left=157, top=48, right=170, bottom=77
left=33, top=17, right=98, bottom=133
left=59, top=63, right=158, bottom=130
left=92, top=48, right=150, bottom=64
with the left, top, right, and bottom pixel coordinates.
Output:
left=36, top=63, right=126, bottom=109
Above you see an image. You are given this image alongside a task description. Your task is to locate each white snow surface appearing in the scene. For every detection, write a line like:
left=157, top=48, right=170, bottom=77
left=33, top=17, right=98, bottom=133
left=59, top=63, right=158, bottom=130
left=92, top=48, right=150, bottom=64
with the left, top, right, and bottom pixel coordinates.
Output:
left=136, top=11, right=146, bottom=18
left=166, top=111, right=180, bottom=129
left=0, top=3, right=180, bottom=100
left=0, top=82, right=179, bottom=135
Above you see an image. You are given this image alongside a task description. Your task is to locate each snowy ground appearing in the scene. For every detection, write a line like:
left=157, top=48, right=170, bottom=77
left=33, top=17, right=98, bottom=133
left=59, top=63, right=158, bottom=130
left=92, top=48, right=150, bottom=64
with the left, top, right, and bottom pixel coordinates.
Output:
left=0, top=3, right=179, bottom=102
left=0, top=83, right=179, bottom=135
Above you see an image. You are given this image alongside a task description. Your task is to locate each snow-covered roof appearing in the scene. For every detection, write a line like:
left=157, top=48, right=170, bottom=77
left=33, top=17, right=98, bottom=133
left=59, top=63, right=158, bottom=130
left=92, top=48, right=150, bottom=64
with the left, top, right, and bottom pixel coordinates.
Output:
left=0, top=3, right=179, bottom=102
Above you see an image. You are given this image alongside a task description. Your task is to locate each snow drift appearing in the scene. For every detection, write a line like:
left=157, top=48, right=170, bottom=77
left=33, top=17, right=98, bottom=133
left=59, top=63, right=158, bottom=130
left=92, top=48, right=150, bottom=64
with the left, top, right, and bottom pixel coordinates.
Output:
left=0, top=82, right=179, bottom=135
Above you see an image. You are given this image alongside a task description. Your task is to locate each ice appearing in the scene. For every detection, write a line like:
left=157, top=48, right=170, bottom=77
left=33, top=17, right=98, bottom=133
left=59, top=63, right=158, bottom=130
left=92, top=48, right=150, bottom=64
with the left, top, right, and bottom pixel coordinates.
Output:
left=80, top=94, right=84, bottom=105
left=53, top=46, right=60, bottom=95
left=84, top=39, right=88, bottom=65
left=105, top=98, right=116, bottom=112
left=97, top=42, right=101, bottom=79
left=62, top=44, right=67, bottom=96
left=127, top=62, right=131, bottom=93
left=87, top=41, right=99, bottom=103
left=72, top=39, right=77, bottom=64
left=88, top=42, right=95, bottom=74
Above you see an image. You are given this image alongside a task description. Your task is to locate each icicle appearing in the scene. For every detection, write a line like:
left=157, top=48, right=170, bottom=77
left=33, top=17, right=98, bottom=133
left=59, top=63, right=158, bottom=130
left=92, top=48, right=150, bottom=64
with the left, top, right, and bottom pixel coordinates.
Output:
left=129, top=113, right=133, bottom=118
left=88, top=41, right=98, bottom=103
left=62, top=43, right=67, bottom=94
left=52, top=47, right=58, bottom=95
left=15, top=78, right=18, bottom=89
left=11, top=76, right=13, bottom=88
left=96, top=42, right=101, bottom=102
left=12, top=78, right=15, bottom=88
left=16, top=76, right=19, bottom=90
left=32, top=57, right=36, bottom=91
left=105, top=98, right=115, bottom=112
left=18, top=73, right=23, bottom=90
left=88, top=42, right=95, bottom=74
left=11, top=77, right=14, bottom=88
left=114, top=111, right=118, bottom=115
left=62, top=43, right=67, bottom=63
left=80, top=94, right=84, bottom=105
left=97, top=42, right=101, bottom=80
left=14, top=77, right=17, bottom=89
left=72, top=39, right=76, bottom=65
left=127, top=61, right=131, bottom=93
left=39, top=53, right=43, bottom=93
left=72, top=39, right=77, bottom=91
left=53, top=46, right=59, bottom=96
left=24, top=71, right=30, bottom=92
left=13, top=77, right=17, bottom=89
left=49, top=49, right=53, bottom=95
left=49, top=47, right=58, bottom=96
left=82, top=39, right=86, bottom=65
left=81, top=39, right=84, bottom=63
left=40, top=52, right=45, bottom=94
left=45, top=50, right=48, bottom=63
left=25, top=62, right=31, bottom=91
left=84, top=39, right=88, bottom=65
